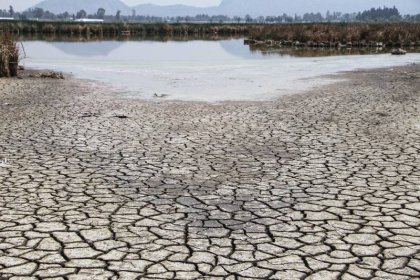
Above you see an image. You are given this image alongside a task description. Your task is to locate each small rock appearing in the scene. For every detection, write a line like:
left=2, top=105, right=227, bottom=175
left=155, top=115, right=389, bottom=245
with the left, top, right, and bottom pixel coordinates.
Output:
left=153, top=93, right=167, bottom=98
left=81, top=113, right=98, bottom=118
left=391, top=48, right=407, bottom=55
left=113, top=114, right=128, bottom=119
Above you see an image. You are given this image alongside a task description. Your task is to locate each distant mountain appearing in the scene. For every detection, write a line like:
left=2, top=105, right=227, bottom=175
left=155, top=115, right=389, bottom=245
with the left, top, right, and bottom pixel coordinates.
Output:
left=33, top=0, right=131, bottom=15
left=52, top=41, right=123, bottom=57
left=24, top=0, right=420, bottom=16
left=131, top=3, right=211, bottom=17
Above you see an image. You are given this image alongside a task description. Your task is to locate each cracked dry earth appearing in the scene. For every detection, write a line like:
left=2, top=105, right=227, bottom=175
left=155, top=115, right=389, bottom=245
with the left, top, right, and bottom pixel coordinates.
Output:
left=0, top=64, right=419, bottom=280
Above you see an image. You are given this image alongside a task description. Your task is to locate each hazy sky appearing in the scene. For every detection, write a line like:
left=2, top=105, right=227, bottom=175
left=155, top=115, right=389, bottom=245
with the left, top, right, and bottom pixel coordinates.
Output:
left=0, top=0, right=223, bottom=11
left=123, top=0, right=221, bottom=6
left=2, top=0, right=419, bottom=12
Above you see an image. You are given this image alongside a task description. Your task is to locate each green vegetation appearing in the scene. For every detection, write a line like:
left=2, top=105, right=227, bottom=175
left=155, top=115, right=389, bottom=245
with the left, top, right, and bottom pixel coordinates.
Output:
left=0, top=34, right=19, bottom=77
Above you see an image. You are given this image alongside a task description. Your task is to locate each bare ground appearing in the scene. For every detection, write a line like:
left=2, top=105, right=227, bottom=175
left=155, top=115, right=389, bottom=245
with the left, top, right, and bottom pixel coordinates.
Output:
left=0, top=65, right=419, bottom=279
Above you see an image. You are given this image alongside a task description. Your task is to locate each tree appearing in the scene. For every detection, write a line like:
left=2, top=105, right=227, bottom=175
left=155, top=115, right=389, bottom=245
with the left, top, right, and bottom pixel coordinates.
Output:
left=356, top=6, right=401, bottom=21
left=33, top=7, right=44, bottom=19
left=245, top=14, right=253, bottom=23
left=283, top=13, right=294, bottom=23
left=56, top=11, right=69, bottom=19
left=132, top=9, right=136, bottom=18
left=233, top=16, right=241, bottom=23
left=76, top=9, right=87, bottom=19
left=43, top=10, right=55, bottom=20
left=326, top=10, right=331, bottom=20
left=97, top=8, right=105, bottom=19
left=9, top=5, right=14, bottom=16
left=116, top=10, right=121, bottom=21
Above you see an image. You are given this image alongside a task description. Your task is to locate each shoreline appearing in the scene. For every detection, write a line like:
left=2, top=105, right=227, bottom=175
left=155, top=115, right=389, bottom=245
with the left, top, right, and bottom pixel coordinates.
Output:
left=3, top=21, right=419, bottom=48
left=21, top=54, right=420, bottom=103
left=0, top=64, right=419, bottom=279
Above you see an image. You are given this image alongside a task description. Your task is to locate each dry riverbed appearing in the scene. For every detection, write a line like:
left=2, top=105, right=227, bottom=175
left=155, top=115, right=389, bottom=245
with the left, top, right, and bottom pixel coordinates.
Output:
left=0, top=65, right=419, bottom=279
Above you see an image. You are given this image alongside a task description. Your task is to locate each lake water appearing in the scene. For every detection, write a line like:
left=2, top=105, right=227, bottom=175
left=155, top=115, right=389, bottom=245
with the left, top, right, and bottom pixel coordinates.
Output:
left=22, top=39, right=420, bottom=102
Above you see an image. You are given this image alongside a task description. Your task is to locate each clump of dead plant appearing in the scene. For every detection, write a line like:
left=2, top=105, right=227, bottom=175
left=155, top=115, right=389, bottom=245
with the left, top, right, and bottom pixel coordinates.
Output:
left=0, top=34, right=19, bottom=77
left=249, top=23, right=420, bottom=46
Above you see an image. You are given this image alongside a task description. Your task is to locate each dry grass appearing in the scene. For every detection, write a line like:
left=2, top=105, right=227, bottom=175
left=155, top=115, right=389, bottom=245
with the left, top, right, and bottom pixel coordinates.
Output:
left=1, top=21, right=419, bottom=44
left=0, top=34, right=19, bottom=77
left=0, top=21, right=252, bottom=37
left=250, top=23, right=420, bottom=46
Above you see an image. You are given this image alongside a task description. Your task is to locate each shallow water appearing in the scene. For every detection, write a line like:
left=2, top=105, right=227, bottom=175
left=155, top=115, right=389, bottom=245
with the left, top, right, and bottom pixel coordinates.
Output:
left=22, top=39, right=420, bottom=102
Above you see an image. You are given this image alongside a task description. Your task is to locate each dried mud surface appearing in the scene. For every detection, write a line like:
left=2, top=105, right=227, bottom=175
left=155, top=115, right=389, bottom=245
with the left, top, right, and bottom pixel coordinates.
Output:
left=0, top=65, right=419, bottom=279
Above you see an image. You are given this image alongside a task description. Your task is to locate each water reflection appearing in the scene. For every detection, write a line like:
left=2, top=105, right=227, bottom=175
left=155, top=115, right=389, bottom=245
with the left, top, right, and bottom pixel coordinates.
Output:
left=18, top=34, right=242, bottom=43
left=19, top=34, right=420, bottom=58
left=23, top=38, right=271, bottom=61
left=50, top=41, right=123, bottom=57
left=248, top=45, right=420, bottom=57
left=21, top=37, right=420, bottom=102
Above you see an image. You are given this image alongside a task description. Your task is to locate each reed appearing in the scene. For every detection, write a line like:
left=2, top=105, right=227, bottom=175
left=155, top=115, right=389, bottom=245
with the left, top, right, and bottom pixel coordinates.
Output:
left=0, top=34, right=19, bottom=77
left=0, top=21, right=251, bottom=37
left=249, top=23, right=420, bottom=46
left=1, top=21, right=418, bottom=50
